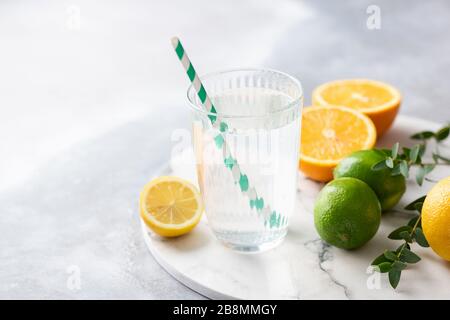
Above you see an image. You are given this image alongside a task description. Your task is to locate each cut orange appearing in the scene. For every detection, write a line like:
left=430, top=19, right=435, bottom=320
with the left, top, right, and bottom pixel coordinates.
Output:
left=312, top=79, right=401, bottom=136
left=139, top=176, right=203, bottom=237
left=300, top=106, right=377, bottom=182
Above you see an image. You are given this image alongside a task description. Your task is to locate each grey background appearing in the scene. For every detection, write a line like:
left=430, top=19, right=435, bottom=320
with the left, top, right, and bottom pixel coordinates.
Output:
left=0, top=0, right=449, bottom=299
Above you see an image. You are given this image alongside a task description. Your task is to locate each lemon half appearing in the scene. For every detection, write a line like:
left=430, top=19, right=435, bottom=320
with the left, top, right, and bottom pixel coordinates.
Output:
left=139, top=176, right=203, bottom=237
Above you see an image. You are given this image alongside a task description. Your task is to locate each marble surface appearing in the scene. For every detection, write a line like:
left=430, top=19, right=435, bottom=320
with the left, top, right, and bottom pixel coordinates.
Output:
left=1, top=0, right=450, bottom=299
left=144, top=116, right=450, bottom=300
left=0, top=0, right=302, bottom=300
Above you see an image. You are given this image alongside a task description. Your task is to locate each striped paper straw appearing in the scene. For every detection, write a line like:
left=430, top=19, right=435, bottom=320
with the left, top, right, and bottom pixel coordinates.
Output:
left=171, top=37, right=284, bottom=228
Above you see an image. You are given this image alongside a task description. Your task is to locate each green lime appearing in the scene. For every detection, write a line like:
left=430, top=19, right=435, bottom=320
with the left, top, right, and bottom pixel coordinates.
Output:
left=333, top=149, right=406, bottom=211
left=314, top=177, right=381, bottom=249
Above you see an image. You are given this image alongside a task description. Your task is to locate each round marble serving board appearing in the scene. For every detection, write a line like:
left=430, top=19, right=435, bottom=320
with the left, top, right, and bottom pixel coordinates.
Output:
left=142, top=116, right=450, bottom=299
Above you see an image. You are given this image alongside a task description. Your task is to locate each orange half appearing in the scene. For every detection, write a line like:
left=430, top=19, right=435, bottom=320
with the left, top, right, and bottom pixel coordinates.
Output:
left=312, top=79, right=401, bottom=136
left=300, top=105, right=377, bottom=182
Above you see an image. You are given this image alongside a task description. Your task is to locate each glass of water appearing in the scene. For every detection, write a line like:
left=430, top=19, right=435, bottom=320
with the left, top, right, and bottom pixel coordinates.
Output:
left=187, top=68, right=303, bottom=252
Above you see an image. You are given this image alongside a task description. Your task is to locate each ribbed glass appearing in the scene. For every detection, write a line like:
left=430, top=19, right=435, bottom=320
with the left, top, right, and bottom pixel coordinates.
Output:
left=187, top=68, right=303, bottom=252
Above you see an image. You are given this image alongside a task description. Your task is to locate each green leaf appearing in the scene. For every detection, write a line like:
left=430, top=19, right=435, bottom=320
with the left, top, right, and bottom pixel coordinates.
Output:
left=399, top=248, right=421, bottom=264
left=402, top=147, right=411, bottom=158
left=435, top=126, right=450, bottom=141
left=405, top=196, right=426, bottom=210
left=388, top=226, right=413, bottom=240
left=389, top=269, right=402, bottom=289
left=407, top=216, right=420, bottom=228
left=385, top=157, right=394, bottom=169
left=372, top=159, right=388, bottom=171
left=433, top=153, right=450, bottom=164
left=396, top=243, right=410, bottom=253
left=391, top=164, right=401, bottom=176
left=418, top=143, right=426, bottom=157
left=392, top=261, right=407, bottom=271
left=417, top=154, right=423, bottom=165
left=414, top=228, right=430, bottom=247
left=432, top=153, right=439, bottom=163
left=371, top=253, right=391, bottom=266
left=399, top=231, right=413, bottom=243
left=391, top=142, right=399, bottom=159
left=384, top=250, right=398, bottom=261
left=424, top=164, right=435, bottom=174
left=410, top=131, right=435, bottom=140
left=376, top=262, right=393, bottom=273
left=416, top=166, right=425, bottom=186
left=410, top=145, right=420, bottom=163
left=414, top=202, right=423, bottom=213
left=399, top=160, right=409, bottom=178
left=380, top=148, right=392, bottom=156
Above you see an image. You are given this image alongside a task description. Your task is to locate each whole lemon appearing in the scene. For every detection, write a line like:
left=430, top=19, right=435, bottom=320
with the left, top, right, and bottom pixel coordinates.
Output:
left=422, top=176, right=450, bottom=261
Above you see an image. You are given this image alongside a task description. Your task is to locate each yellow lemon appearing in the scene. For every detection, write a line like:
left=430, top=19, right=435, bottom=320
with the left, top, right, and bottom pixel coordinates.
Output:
left=139, top=176, right=203, bottom=237
left=422, top=176, right=450, bottom=261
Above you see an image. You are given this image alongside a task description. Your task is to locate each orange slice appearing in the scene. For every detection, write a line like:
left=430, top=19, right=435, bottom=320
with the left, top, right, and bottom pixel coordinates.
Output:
left=312, top=79, right=401, bottom=136
left=139, top=176, right=203, bottom=237
left=300, top=106, right=377, bottom=182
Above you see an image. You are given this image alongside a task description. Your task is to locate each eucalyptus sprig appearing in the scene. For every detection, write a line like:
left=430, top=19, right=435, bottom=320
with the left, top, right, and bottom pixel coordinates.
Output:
left=371, top=196, right=429, bottom=289
left=411, top=124, right=450, bottom=164
left=371, top=124, right=450, bottom=185
left=368, top=124, right=448, bottom=289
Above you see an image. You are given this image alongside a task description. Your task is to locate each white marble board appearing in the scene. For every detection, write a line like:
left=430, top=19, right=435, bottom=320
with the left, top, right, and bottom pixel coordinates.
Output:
left=142, top=116, right=450, bottom=299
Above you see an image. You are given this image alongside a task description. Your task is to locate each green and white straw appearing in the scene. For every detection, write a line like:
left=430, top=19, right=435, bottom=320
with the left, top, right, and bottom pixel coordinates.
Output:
left=171, top=37, right=285, bottom=228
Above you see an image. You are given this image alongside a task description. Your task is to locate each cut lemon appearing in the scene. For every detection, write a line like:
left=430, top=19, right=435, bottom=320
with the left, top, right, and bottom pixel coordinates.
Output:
left=312, top=79, right=401, bottom=136
left=139, top=176, right=203, bottom=237
left=300, top=105, right=377, bottom=182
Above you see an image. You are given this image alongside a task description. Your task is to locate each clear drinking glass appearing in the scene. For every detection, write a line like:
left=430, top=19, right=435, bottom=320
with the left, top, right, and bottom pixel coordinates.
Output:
left=187, top=68, right=303, bottom=252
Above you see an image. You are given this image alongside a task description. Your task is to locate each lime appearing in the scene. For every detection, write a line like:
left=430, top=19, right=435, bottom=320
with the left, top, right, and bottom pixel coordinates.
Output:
left=314, top=177, right=381, bottom=249
left=333, top=149, right=406, bottom=211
